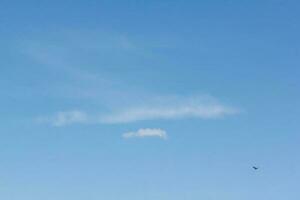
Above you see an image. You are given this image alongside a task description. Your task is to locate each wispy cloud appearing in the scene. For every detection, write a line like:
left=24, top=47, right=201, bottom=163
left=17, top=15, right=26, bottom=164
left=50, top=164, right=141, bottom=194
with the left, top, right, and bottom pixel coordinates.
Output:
left=38, top=110, right=88, bottom=127
left=100, top=95, right=239, bottom=124
left=39, top=95, right=240, bottom=126
left=22, top=31, right=240, bottom=127
left=18, top=31, right=147, bottom=103
left=123, top=128, right=167, bottom=139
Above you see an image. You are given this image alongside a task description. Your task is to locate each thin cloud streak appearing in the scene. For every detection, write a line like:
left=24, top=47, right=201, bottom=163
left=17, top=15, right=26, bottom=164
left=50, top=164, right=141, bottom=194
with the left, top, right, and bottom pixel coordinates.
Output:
left=38, top=96, right=240, bottom=126
left=38, top=110, right=88, bottom=127
left=123, top=128, right=167, bottom=139
left=100, top=101, right=239, bottom=124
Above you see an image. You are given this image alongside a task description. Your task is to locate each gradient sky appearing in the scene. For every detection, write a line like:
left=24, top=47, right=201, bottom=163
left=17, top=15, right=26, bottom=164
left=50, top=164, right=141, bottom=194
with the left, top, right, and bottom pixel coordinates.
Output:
left=1, top=0, right=300, bottom=199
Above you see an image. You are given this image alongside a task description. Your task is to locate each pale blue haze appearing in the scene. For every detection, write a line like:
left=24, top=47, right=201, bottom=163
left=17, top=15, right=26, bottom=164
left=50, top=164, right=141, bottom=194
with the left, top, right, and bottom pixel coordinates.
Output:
left=1, top=0, right=300, bottom=199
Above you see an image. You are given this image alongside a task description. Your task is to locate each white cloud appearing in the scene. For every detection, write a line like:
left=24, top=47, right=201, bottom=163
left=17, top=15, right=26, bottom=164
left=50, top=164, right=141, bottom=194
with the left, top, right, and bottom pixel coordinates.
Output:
left=23, top=32, right=240, bottom=127
left=100, top=97, right=239, bottom=124
left=123, top=128, right=167, bottom=139
left=39, top=110, right=88, bottom=127
left=39, top=96, right=240, bottom=126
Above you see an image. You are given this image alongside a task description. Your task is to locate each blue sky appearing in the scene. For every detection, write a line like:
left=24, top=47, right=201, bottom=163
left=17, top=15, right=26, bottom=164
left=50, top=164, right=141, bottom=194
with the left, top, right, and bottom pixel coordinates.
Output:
left=1, top=0, right=300, bottom=199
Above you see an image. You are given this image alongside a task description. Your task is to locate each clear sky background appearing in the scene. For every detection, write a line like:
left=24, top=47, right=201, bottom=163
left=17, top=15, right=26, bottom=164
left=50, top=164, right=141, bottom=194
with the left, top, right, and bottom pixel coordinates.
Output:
left=1, top=0, right=300, bottom=199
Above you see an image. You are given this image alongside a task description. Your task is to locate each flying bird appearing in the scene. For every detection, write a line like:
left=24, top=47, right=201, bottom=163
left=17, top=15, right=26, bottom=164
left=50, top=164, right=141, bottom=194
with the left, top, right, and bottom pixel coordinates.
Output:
left=253, top=166, right=259, bottom=170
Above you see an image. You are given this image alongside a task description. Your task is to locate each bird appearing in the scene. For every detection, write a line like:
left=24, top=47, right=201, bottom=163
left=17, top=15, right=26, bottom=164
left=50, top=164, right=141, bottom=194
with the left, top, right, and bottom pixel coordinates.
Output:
left=253, top=166, right=259, bottom=170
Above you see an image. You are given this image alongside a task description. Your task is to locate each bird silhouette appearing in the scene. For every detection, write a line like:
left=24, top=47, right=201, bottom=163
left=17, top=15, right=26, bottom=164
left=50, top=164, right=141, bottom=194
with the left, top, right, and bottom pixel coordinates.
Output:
left=253, top=166, right=259, bottom=170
